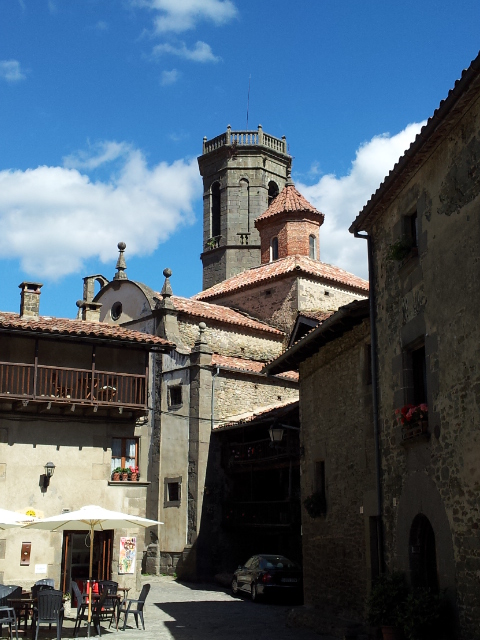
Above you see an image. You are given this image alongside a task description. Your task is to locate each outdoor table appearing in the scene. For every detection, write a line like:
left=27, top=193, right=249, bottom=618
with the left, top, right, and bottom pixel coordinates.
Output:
left=116, top=587, right=130, bottom=604
left=7, top=596, right=34, bottom=632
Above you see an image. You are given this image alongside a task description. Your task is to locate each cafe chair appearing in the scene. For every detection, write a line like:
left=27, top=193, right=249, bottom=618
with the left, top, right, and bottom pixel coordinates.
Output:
left=0, top=586, right=22, bottom=639
left=34, top=579, right=55, bottom=588
left=74, top=588, right=108, bottom=637
left=31, top=583, right=54, bottom=601
left=71, top=582, right=88, bottom=636
left=117, top=584, right=150, bottom=631
left=97, top=581, right=119, bottom=629
left=32, top=589, right=64, bottom=640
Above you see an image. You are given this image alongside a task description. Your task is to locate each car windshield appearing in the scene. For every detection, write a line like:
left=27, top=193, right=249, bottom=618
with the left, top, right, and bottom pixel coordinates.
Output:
left=258, top=555, right=299, bottom=570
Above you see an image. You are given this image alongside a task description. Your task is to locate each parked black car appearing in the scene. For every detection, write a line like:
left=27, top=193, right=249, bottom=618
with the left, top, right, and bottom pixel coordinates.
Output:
left=232, top=554, right=303, bottom=602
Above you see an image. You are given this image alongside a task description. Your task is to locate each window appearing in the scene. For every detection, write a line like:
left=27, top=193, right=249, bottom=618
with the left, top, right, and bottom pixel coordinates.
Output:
left=309, top=234, right=317, bottom=259
left=168, top=385, right=183, bottom=408
left=164, top=477, right=182, bottom=507
left=407, top=211, right=418, bottom=248
left=111, top=438, right=138, bottom=474
left=411, top=345, right=427, bottom=405
left=111, top=302, right=122, bottom=321
left=211, top=182, right=221, bottom=238
left=268, top=181, right=279, bottom=206
left=270, top=237, right=279, bottom=261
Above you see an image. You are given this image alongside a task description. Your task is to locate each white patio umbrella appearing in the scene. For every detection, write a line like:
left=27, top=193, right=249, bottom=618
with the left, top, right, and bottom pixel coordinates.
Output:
left=0, top=508, right=35, bottom=529
left=24, top=505, right=162, bottom=636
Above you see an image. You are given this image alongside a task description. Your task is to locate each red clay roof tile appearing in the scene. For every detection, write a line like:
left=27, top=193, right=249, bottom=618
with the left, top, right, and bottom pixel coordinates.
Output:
left=193, top=254, right=368, bottom=301
left=0, top=312, right=173, bottom=347
left=170, top=295, right=284, bottom=336
left=212, top=353, right=298, bottom=380
left=255, top=183, right=324, bottom=224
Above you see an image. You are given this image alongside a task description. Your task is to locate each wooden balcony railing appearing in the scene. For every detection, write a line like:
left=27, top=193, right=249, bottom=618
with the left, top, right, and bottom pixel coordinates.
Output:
left=0, top=361, right=146, bottom=408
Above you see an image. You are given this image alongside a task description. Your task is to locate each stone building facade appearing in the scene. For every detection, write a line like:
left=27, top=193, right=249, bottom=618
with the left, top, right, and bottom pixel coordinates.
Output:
left=81, top=128, right=368, bottom=580
left=350, top=51, right=480, bottom=639
left=0, top=282, right=171, bottom=593
left=265, top=300, right=376, bottom=637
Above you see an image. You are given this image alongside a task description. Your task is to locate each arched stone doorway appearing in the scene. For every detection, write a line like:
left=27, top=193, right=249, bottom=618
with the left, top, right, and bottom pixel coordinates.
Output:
left=409, top=513, right=439, bottom=591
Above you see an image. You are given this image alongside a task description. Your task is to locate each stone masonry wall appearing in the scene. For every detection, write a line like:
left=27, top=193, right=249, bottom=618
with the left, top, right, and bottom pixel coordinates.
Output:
left=215, top=372, right=298, bottom=422
left=298, top=277, right=366, bottom=313
left=205, top=278, right=298, bottom=336
left=367, top=89, right=480, bottom=639
left=299, top=320, right=374, bottom=624
left=259, top=219, right=320, bottom=263
left=177, top=318, right=284, bottom=361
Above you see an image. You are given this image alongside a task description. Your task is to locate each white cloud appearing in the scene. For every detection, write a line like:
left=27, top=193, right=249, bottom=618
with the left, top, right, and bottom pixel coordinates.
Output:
left=160, top=68, right=180, bottom=85
left=63, top=141, right=133, bottom=170
left=152, top=40, right=219, bottom=63
left=0, top=143, right=201, bottom=279
left=0, top=60, right=26, bottom=83
left=297, top=122, right=426, bottom=280
left=132, top=0, right=237, bottom=33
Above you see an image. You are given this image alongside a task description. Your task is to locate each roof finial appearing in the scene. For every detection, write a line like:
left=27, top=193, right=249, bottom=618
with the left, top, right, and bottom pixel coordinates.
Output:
left=286, top=165, right=294, bottom=187
left=161, top=268, right=173, bottom=299
left=195, top=321, right=208, bottom=346
left=114, top=241, right=127, bottom=280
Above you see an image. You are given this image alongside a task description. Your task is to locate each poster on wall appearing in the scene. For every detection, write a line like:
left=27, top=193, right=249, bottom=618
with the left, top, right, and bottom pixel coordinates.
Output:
left=119, top=537, right=136, bottom=574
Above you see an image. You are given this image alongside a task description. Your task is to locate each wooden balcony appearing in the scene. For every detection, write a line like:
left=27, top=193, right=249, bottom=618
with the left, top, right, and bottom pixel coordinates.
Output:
left=0, top=361, right=147, bottom=417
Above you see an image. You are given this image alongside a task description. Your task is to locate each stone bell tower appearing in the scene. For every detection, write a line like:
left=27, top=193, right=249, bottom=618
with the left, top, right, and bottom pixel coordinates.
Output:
left=198, top=125, right=292, bottom=290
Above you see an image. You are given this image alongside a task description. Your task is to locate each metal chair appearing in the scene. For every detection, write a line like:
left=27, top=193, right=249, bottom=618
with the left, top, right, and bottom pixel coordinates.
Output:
left=74, top=588, right=108, bottom=637
left=97, top=581, right=119, bottom=630
left=0, top=585, right=21, bottom=640
left=32, top=589, right=64, bottom=640
left=117, top=584, right=150, bottom=631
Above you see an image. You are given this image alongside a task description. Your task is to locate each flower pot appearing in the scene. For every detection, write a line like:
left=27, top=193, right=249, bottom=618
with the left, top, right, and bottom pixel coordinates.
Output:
left=382, top=626, right=403, bottom=640
left=131, top=473, right=138, bottom=481
left=112, top=472, right=121, bottom=481
left=121, top=473, right=129, bottom=481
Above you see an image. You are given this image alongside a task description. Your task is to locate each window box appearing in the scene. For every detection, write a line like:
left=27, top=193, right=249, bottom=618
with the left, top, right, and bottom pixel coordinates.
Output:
left=401, top=420, right=429, bottom=442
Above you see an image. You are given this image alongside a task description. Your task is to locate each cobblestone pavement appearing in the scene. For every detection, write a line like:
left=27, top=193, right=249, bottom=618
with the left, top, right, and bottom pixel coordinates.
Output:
left=9, top=576, right=336, bottom=640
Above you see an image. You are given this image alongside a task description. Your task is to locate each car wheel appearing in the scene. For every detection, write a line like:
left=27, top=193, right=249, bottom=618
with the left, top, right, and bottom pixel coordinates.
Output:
left=231, top=578, right=239, bottom=596
left=251, top=583, right=258, bottom=602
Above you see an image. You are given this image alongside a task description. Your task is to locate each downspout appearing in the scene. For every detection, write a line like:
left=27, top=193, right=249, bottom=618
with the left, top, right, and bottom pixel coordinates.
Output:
left=211, top=366, right=220, bottom=431
left=354, top=230, right=385, bottom=574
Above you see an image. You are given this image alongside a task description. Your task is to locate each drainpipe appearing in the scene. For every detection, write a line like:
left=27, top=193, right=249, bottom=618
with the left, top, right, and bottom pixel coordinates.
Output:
left=354, top=230, right=385, bottom=574
left=211, top=366, right=220, bottom=431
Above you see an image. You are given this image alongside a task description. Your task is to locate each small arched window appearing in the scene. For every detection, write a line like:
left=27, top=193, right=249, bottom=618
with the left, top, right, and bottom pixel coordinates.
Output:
left=270, top=237, right=279, bottom=261
left=309, top=234, right=317, bottom=259
left=211, top=182, right=221, bottom=238
left=268, top=181, right=279, bottom=206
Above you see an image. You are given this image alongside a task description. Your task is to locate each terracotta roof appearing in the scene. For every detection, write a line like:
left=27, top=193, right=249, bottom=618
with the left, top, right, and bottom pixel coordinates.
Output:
left=170, top=296, right=284, bottom=336
left=351, top=50, right=480, bottom=233
left=212, top=353, right=298, bottom=380
left=255, top=183, right=324, bottom=225
left=298, top=310, right=334, bottom=322
left=194, top=254, right=369, bottom=301
left=215, top=399, right=299, bottom=430
left=0, top=312, right=173, bottom=347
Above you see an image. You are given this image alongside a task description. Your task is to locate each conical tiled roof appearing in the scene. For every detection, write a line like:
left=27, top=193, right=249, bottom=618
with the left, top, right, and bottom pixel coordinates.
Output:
left=255, top=183, right=324, bottom=226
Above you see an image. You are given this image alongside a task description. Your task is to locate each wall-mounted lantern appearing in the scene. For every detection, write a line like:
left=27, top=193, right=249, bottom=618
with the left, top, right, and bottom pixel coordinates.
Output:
left=268, top=423, right=300, bottom=443
left=43, top=462, right=56, bottom=488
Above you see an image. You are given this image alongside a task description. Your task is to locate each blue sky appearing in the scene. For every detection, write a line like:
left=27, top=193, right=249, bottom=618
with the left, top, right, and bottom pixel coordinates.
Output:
left=0, top=0, right=479, bottom=317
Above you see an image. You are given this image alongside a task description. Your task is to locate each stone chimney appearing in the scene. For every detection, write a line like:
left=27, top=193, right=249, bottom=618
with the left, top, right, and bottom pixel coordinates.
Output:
left=76, top=300, right=102, bottom=323
left=19, top=282, right=43, bottom=318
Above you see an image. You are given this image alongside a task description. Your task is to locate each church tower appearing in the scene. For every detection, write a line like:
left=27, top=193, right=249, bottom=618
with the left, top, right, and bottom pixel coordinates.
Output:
left=198, top=125, right=292, bottom=289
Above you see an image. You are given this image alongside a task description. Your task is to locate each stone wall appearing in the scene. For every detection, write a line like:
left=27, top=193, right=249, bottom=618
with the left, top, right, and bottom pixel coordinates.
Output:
left=298, top=277, right=366, bottom=314
left=299, top=320, right=374, bottom=624
left=366, top=89, right=480, bottom=638
left=215, top=371, right=298, bottom=422
left=259, top=219, right=320, bottom=263
left=177, top=317, right=283, bottom=361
